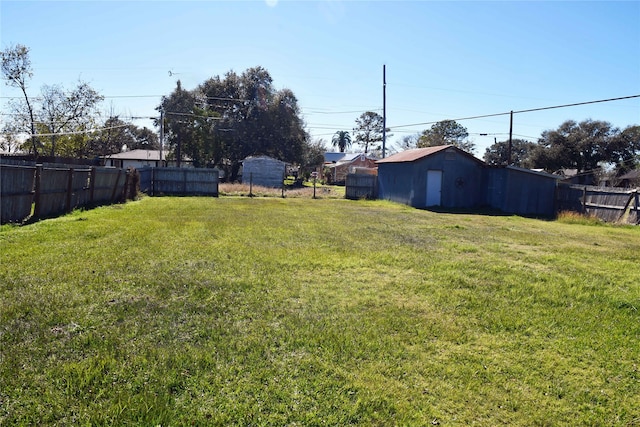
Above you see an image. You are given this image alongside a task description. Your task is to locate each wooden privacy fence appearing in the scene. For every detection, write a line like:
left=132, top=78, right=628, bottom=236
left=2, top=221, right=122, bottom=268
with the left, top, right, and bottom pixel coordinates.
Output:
left=1, top=164, right=129, bottom=224
left=139, top=167, right=219, bottom=196
left=557, top=183, right=639, bottom=224
left=345, top=173, right=377, bottom=200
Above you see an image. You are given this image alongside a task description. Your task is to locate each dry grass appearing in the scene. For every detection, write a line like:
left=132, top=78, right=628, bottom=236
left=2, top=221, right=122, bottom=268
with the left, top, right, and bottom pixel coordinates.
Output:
left=218, top=182, right=344, bottom=199
left=556, top=210, right=604, bottom=225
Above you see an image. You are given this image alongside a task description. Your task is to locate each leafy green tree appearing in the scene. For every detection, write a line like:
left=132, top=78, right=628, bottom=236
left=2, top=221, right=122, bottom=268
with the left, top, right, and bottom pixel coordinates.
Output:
left=161, top=67, right=309, bottom=179
left=300, top=138, right=327, bottom=176
left=331, top=130, right=351, bottom=153
left=609, top=125, right=640, bottom=174
left=87, top=116, right=159, bottom=157
left=528, top=119, right=631, bottom=173
left=353, top=111, right=384, bottom=154
left=483, top=138, right=536, bottom=167
left=158, top=80, right=198, bottom=167
left=417, top=120, right=475, bottom=153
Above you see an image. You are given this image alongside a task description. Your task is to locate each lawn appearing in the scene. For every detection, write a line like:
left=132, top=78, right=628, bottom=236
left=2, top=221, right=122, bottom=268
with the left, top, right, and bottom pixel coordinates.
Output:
left=1, top=196, right=639, bottom=426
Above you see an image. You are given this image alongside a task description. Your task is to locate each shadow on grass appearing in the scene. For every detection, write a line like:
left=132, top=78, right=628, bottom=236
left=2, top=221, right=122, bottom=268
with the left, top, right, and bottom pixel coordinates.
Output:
left=421, top=205, right=556, bottom=220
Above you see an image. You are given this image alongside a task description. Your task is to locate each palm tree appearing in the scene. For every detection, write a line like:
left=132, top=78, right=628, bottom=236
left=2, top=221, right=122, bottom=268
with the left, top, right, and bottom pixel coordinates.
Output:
left=332, top=130, right=352, bottom=153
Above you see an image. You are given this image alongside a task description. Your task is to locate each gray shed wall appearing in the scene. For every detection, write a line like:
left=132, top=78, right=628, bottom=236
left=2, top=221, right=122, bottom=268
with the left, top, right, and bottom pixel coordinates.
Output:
left=242, top=157, right=286, bottom=188
left=377, top=149, right=484, bottom=209
left=485, top=168, right=557, bottom=217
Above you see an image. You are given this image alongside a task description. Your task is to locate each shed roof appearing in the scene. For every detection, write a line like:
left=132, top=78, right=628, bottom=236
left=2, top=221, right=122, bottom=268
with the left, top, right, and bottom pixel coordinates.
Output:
left=242, top=155, right=287, bottom=164
left=104, top=149, right=165, bottom=161
left=376, top=145, right=483, bottom=164
left=488, top=165, right=563, bottom=180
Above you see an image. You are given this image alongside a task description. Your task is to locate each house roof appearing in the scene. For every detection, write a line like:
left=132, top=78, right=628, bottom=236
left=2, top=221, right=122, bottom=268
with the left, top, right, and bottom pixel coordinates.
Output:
left=104, top=149, right=165, bottom=161
left=242, top=155, right=287, bottom=164
left=324, top=152, right=347, bottom=163
left=619, top=169, right=640, bottom=180
left=376, top=145, right=483, bottom=164
left=339, top=153, right=378, bottom=163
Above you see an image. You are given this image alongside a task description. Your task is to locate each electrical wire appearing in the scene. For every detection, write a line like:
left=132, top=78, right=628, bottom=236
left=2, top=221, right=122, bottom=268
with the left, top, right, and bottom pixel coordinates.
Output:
left=388, top=94, right=640, bottom=130
left=2, top=124, right=131, bottom=138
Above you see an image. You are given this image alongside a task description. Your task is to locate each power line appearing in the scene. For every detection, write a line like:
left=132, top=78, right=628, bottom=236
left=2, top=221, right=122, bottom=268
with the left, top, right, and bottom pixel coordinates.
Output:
left=2, top=124, right=131, bottom=138
left=389, top=94, right=640, bottom=130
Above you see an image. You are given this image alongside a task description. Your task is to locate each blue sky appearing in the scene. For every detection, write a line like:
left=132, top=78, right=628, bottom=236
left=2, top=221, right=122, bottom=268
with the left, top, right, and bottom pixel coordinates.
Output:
left=1, top=0, right=639, bottom=156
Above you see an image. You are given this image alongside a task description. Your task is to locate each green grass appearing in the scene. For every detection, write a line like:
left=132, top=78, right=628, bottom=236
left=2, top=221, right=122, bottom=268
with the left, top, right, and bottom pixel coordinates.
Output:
left=1, top=197, right=639, bottom=425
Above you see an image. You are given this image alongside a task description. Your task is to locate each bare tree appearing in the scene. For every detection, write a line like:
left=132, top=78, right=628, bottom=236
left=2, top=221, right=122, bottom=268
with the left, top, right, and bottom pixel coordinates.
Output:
left=1, top=44, right=38, bottom=155
left=39, top=81, right=104, bottom=156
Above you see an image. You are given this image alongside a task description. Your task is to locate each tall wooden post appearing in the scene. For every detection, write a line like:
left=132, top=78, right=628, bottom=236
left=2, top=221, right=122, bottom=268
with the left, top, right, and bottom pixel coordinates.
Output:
left=382, top=64, right=387, bottom=159
left=507, top=110, right=513, bottom=165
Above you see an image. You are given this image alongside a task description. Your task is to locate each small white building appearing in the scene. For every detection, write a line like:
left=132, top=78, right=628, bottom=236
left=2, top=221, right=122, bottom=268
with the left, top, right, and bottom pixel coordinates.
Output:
left=102, top=150, right=192, bottom=169
left=241, top=155, right=287, bottom=188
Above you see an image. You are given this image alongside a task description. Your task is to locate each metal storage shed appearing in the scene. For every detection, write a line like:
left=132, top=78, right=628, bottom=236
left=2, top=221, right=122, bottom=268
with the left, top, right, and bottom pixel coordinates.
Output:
left=241, top=155, right=287, bottom=188
left=376, top=145, right=485, bottom=209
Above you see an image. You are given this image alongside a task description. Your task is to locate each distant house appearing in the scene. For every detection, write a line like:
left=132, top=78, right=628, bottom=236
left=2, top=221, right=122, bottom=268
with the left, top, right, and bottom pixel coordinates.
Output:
left=554, top=168, right=597, bottom=186
left=102, top=149, right=191, bottom=169
left=616, top=169, right=640, bottom=188
left=324, top=152, right=348, bottom=164
left=325, top=153, right=378, bottom=184
left=376, top=145, right=561, bottom=217
left=241, top=155, right=287, bottom=188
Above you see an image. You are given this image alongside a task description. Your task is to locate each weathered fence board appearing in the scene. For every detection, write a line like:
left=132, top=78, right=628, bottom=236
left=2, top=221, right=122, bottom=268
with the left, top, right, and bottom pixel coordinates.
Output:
left=557, top=183, right=639, bottom=224
left=149, top=167, right=219, bottom=196
left=1, top=165, right=36, bottom=224
left=345, top=173, right=377, bottom=200
left=1, top=164, right=129, bottom=224
left=35, top=167, right=72, bottom=219
left=93, top=168, right=124, bottom=204
left=71, top=168, right=92, bottom=209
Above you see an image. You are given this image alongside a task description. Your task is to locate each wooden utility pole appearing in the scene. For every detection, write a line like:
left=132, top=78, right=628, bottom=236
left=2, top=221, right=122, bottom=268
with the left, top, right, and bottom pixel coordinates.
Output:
left=382, top=64, right=387, bottom=159
left=507, top=110, right=513, bottom=165
left=159, top=109, right=165, bottom=167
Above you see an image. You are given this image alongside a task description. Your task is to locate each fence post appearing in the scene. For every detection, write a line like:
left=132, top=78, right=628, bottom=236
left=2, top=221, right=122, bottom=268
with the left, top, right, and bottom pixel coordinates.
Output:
left=249, top=172, right=253, bottom=197
left=89, top=167, right=96, bottom=205
left=582, top=186, right=587, bottom=214
left=33, top=165, right=43, bottom=219
left=66, top=167, right=74, bottom=213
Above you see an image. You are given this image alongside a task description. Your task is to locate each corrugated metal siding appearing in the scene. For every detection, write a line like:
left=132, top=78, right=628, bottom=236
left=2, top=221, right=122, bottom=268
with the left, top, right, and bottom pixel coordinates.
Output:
left=242, top=157, right=286, bottom=188
left=377, top=149, right=484, bottom=209
left=486, top=168, right=557, bottom=217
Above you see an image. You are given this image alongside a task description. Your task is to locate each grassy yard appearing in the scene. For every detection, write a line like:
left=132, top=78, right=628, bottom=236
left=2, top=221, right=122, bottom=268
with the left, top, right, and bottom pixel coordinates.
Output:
left=1, top=196, right=639, bottom=426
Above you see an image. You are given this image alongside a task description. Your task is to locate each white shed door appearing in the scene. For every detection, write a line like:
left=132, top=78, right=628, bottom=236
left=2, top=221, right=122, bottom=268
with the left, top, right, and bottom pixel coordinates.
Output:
left=426, top=170, right=442, bottom=206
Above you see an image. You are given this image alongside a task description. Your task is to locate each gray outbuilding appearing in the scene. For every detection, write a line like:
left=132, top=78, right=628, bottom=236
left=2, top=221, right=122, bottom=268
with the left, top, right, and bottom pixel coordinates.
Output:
left=241, top=155, right=287, bottom=188
left=376, top=145, right=485, bottom=209
left=376, top=145, right=561, bottom=217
